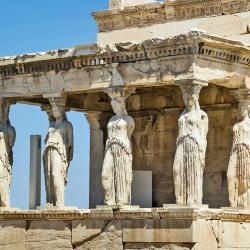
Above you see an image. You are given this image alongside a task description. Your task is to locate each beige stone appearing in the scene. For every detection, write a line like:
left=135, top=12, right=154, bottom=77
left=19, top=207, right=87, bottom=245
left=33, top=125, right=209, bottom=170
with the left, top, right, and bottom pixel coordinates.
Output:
left=219, top=221, right=250, bottom=248
left=123, top=219, right=198, bottom=243
left=97, top=14, right=247, bottom=45
left=229, top=34, right=250, bottom=46
left=124, top=243, right=194, bottom=249
left=0, top=220, right=26, bottom=250
left=193, top=220, right=218, bottom=250
left=72, top=220, right=109, bottom=245
left=75, top=221, right=123, bottom=250
left=26, top=221, right=72, bottom=250
left=109, top=0, right=156, bottom=9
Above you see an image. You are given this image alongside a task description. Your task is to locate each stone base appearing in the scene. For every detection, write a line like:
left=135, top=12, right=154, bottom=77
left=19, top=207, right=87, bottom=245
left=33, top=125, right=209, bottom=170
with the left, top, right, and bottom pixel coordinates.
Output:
left=0, top=207, right=20, bottom=212
left=96, top=205, right=140, bottom=210
left=163, top=204, right=209, bottom=210
left=38, top=205, right=79, bottom=211
left=0, top=208, right=250, bottom=249
left=222, top=207, right=250, bottom=212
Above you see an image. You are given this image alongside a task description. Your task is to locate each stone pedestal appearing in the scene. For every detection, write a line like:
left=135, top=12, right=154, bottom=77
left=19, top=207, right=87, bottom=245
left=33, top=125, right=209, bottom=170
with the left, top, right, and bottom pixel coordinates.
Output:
left=163, top=204, right=209, bottom=209
left=96, top=205, right=140, bottom=210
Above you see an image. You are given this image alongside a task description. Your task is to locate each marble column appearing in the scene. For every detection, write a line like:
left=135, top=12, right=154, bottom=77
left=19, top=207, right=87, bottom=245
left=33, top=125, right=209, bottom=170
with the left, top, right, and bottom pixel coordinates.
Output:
left=85, top=112, right=105, bottom=208
left=173, top=83, right=208, bottom=205
left=227, top=90, right=250, bottom=208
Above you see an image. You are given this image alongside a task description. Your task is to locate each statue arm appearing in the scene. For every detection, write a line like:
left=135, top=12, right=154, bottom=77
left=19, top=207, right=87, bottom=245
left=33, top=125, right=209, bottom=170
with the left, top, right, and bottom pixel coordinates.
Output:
left=67, top=121, right=74, bottom=162
left=200, top=112, right=208, bottom=151
left=8, top=126, right=16, bottom=148
left=227, top=145, right=238, bottom=207
left=127, top=116, right=135, bottom=138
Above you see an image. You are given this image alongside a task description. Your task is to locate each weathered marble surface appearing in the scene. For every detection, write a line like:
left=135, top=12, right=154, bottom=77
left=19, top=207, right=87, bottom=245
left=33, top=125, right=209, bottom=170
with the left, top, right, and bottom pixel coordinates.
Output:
left=109, top=0, right=156, bottom=9
left=0, top=208, right=249, bottom=249
left=1, top=32, right=250, bottom=101
left=26, top=221, right=72, bottom=250
left=0, top=220, right=26, bottom=250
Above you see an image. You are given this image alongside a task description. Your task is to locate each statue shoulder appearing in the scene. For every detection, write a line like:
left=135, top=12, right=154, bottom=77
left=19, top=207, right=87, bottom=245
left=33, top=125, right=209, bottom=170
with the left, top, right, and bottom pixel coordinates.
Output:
left=200, top=110, right=208, bottom=119
left=125, top=115, right=134, bottom=124
left=233, top=122, right=240, bottom=132
left=66, top=120, right=73, bottom=131
left=8, top=125, right=16, bottom=137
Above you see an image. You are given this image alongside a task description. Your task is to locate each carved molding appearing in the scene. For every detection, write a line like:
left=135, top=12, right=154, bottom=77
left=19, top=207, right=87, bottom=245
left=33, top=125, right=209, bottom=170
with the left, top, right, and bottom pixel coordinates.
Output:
left=1, top=32, right=249, bottom=81
left=0, top=208, right=249, bottom=221
left=92, top=0, right=250, bottom=32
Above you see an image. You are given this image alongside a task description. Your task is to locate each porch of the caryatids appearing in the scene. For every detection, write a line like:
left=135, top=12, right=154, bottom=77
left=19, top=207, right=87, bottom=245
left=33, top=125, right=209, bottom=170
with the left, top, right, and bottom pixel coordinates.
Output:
left=173, top=83, right=208, bottom=206
left=43, top=96, right=73, bottom=208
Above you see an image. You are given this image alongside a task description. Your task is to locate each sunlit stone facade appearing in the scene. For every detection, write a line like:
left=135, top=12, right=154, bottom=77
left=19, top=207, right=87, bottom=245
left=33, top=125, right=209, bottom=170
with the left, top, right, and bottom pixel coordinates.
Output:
left=1, top=0, right=250, bottom=249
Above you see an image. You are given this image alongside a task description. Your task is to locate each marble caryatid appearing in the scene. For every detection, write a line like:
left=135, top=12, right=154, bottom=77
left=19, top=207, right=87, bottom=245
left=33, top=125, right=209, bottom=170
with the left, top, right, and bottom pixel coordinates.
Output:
left=227, top=100, right=250, bottom=208
left=173, top=84, right=208, bottom=205
left=102, top=87, right=135, bottom=206
left=0, top=100, right=16, bottom=208
left=43, top=97, right=73, bottom=208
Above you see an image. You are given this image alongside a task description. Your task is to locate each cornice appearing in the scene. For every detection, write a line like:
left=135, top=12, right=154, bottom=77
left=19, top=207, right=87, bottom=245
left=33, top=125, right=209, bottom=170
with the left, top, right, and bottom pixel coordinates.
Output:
left=0, top=208, right=250, bottom=222
left=92, top=0, right=250, bottom=32
left=0, top=32, right=249, bottom=80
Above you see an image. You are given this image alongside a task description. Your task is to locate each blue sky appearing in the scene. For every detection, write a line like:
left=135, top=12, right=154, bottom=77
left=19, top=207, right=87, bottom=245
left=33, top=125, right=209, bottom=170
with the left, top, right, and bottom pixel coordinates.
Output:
left=1, top=0, right=108, bottom=209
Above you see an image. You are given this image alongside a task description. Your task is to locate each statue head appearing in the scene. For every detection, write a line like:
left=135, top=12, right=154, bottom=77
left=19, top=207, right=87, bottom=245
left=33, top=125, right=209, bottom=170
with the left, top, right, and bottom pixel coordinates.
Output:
left=239, top=102, right=250, bottom=119
left=180, top=84, right=202, bottom=111
left=49, top=97, right=66, bottom=121
left=106, top=87, right=135, bottom=116
left=111, top=96, right=127, bottom=116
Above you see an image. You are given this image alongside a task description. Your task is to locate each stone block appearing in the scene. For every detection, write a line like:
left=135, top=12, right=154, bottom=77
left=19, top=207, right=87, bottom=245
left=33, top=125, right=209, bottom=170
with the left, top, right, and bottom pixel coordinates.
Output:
left=109, top=0, right=156, bottom=9
left=229, top=34, right=250, bottom=46
left=193, top=220, right=218, bottom=250
left=123, top=219, right=198, bottom=243
left=124, top=243, right=194, bottom=249
left=219, top=221, right=250, bottom=248
left=0, top=220, right=26, bottom=250
left=74, top=221, right=123, bottom=250
left=97, top=13, right=247, bottom=45
left=72, top=220, right=109, bottom=244
left=198, top=15, right=247, bottom=37
left=26, top=221, right=72, bottom=250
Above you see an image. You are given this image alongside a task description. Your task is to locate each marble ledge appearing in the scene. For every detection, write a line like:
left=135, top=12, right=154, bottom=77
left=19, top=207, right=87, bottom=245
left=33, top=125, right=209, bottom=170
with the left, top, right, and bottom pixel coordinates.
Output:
left=0, top=207, right=249, bottom=221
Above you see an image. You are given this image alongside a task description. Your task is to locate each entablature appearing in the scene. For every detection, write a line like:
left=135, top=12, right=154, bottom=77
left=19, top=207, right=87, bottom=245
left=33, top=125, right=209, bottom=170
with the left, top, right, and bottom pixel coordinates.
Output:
left=92, top=0, right=250, bottom=32
left=0, top=32, right=250, bottom=103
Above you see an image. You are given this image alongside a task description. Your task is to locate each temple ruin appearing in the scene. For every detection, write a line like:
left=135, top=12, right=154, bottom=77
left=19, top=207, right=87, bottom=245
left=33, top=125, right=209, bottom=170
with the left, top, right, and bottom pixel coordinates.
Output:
left=1, top=0, right=250, bottom=249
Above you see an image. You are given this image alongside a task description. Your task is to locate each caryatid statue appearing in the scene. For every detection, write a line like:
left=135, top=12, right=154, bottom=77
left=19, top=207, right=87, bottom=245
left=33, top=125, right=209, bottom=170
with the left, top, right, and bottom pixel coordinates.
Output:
left=102, top=87, right=135, bottom=206
left=227, top=93, right=250, bottom=208
left=173, top=84, right=208, bottom=205
left=0, top=100, right=16, bottom=208
left=43, top=97, right=73, bottom=208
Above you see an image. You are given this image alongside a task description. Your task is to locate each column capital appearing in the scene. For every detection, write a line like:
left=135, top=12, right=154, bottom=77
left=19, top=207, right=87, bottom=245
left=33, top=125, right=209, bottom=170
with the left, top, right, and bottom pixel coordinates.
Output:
left=178, top=82, right=203, bottom=101
left=85, top=111, right=103, bottom=130
left=105, top=86, right=136, bottom=99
